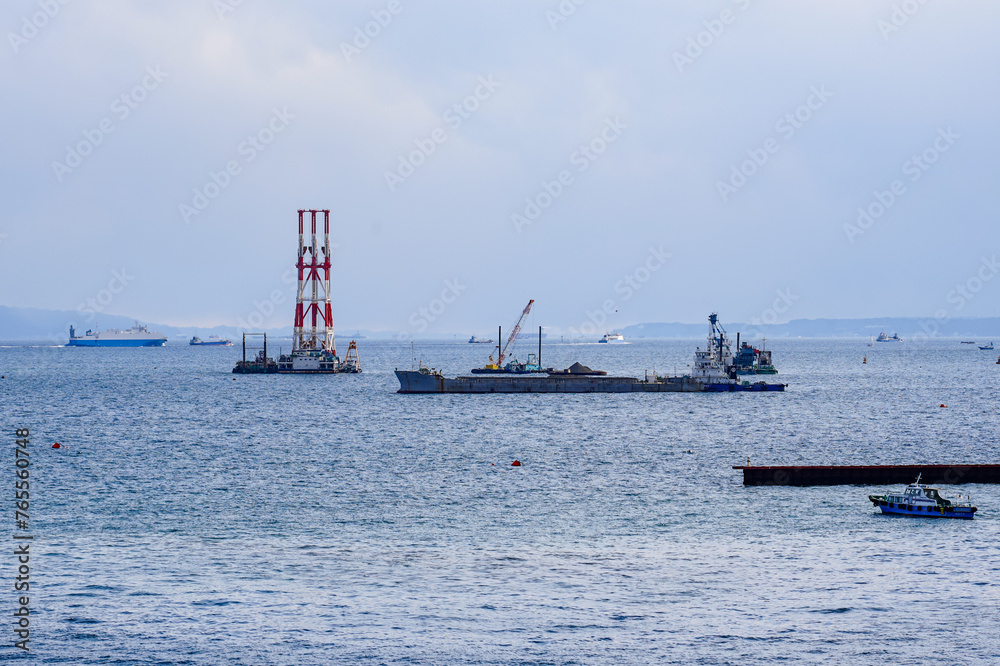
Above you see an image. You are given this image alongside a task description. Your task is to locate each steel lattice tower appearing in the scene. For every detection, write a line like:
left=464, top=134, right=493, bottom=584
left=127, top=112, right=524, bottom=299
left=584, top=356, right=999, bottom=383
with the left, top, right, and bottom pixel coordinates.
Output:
left=292, top=209, right=336, bottom=355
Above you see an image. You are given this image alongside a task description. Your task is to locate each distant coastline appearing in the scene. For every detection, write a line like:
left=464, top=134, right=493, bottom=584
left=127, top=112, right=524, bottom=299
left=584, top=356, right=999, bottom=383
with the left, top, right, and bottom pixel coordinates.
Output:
left=2, top=305, right=999, bottom=342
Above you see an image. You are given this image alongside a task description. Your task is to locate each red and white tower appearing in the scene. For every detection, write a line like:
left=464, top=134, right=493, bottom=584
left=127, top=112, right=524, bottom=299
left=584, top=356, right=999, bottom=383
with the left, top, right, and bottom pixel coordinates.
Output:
left=292, top=209, right=336, bottom=356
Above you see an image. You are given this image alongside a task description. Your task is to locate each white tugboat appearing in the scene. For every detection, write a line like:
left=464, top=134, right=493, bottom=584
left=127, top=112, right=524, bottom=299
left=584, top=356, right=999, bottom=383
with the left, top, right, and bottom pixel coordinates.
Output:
left=868, top=475, right=977, bottom=520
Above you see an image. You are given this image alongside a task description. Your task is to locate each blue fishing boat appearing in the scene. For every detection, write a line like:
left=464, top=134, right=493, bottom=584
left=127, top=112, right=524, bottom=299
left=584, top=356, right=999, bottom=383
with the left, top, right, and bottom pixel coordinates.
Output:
left=868, top=475, right=977, bottom=519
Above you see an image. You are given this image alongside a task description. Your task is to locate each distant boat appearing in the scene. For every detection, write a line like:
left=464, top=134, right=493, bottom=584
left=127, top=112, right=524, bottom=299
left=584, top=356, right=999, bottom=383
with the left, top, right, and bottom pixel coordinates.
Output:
left=190, top=335, right=233, bottom=346
left=960, top=341, right=976, bottom=344
left=875, top=332, right=901, bottom=342
left=598, top=332, right=625, bottom=344
left=868, top=335, right=874, bottom=347
left=468, top=336, right=494, bottom=344
left=980, top=342, right=994, bottom=350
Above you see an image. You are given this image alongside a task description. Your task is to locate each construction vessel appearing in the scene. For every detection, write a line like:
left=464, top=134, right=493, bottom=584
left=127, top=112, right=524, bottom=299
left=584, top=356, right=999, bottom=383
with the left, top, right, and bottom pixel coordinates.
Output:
left=396, top=313, right=785, bottom=393
left=471, top=301, right=551, bottom=374
left=732, top=334, right=777, bottom=375
left=232, top=209, right=360, bottom=374
left=232, top=333, right=278, bottom=373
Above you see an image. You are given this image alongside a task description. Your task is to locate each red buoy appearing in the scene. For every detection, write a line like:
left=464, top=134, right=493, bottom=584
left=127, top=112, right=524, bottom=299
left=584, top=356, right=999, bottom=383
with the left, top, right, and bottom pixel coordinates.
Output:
left=52, top=443, right=61, bottom=449
left=511, top=460, right=521, bottom=466
left=940, top=404, right=947, bottom=408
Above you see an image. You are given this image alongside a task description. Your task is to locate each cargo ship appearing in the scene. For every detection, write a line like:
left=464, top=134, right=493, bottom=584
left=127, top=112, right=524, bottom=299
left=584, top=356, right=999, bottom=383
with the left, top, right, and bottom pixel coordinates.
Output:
left=190, top=335, right=233, bottom=346
left=67, top=323, right=167, bottom=347
left=396, top=313, right=786, bottom=394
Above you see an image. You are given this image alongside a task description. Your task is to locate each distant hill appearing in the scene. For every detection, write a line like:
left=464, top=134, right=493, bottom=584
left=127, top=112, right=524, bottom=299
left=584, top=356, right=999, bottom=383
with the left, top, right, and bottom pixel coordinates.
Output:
left=3, top=306, right=999, bottom=342
left=623, top=317, right=1000, bottom=339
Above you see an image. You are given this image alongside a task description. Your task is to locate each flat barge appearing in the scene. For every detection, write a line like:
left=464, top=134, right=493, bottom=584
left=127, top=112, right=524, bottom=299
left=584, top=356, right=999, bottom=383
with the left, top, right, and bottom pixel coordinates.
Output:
left=397, top=313, right=786, bottom=394
left=735, top=464, right=1000, bottom=486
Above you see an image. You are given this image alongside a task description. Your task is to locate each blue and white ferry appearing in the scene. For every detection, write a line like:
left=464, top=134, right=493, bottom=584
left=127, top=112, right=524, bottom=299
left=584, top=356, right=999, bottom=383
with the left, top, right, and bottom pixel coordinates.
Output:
left=868, top=475, right=977, bottom=520
left=67, top=323, right=167, bottom=347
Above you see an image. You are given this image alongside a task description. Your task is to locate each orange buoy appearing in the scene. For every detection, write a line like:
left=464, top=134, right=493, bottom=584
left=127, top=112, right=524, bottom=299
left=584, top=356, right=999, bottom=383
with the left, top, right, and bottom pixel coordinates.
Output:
left=52, top=443, right=61, bottom=449
left=939, top=404, right=947, bottom=408
left=511, top=460, right=521, bottom=466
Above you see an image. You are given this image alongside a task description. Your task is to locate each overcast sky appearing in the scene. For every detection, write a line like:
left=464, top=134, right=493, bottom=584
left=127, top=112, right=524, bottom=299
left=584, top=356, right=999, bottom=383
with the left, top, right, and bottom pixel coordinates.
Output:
left=2, top=0, right=999, bottom=335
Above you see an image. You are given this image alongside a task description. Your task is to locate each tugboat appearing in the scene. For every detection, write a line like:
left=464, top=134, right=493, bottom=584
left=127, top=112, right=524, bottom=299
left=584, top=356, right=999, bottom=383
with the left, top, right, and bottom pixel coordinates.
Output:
left=868, top=475, right=977, bottom=519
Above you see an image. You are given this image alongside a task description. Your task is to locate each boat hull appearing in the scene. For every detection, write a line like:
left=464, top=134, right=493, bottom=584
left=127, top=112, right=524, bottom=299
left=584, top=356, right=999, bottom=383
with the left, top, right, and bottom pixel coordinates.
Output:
left=395, top=370, right=785, bottom=394
left=67, top=339, right=166, bottom=347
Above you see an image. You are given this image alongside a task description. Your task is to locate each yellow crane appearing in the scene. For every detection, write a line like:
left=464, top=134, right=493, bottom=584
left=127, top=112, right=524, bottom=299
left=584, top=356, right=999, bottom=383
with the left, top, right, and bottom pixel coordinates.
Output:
left=484, top=299, right=534, bottom=370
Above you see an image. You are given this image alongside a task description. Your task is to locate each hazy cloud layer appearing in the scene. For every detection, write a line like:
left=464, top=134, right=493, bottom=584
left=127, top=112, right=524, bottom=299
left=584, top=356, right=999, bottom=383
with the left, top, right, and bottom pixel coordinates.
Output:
left=2, top=0, right=998, bottom=335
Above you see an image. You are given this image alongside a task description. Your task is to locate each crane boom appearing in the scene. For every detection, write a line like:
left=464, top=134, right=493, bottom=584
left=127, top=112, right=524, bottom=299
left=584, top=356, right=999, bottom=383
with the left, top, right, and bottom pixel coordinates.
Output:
left=498, top=299, right=534, bottom=366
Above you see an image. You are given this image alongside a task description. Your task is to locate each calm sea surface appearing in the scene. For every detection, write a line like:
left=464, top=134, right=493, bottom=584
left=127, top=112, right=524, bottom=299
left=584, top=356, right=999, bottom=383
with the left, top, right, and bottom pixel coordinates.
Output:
left=1, top=338, right=998, bottom=664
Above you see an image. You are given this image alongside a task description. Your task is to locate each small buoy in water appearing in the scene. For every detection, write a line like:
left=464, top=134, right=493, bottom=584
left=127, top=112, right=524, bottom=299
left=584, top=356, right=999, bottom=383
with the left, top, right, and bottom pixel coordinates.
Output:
left=862, top=356, right=867, bottom=364
left=511, top=460, right=521, bottom=466
left=940, top=404, right=947, bottom=408
left=52, top=443, right=61, bottom=449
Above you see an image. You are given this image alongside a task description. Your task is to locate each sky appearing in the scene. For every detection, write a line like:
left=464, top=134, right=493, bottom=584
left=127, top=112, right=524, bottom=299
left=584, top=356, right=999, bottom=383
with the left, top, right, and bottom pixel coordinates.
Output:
left=2, top=0, right=999, bottom=336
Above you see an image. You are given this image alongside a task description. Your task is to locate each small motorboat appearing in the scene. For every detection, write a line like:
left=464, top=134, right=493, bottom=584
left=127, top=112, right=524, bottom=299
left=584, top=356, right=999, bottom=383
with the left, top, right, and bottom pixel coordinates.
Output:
left=979, top=342, right=994, bottom=350
left=868, top=475, right=977, bottom=520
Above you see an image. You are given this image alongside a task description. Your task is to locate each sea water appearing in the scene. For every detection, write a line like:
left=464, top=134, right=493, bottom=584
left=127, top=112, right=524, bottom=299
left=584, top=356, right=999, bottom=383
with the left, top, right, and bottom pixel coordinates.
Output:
left=0, top=338, right=998, bottom=664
